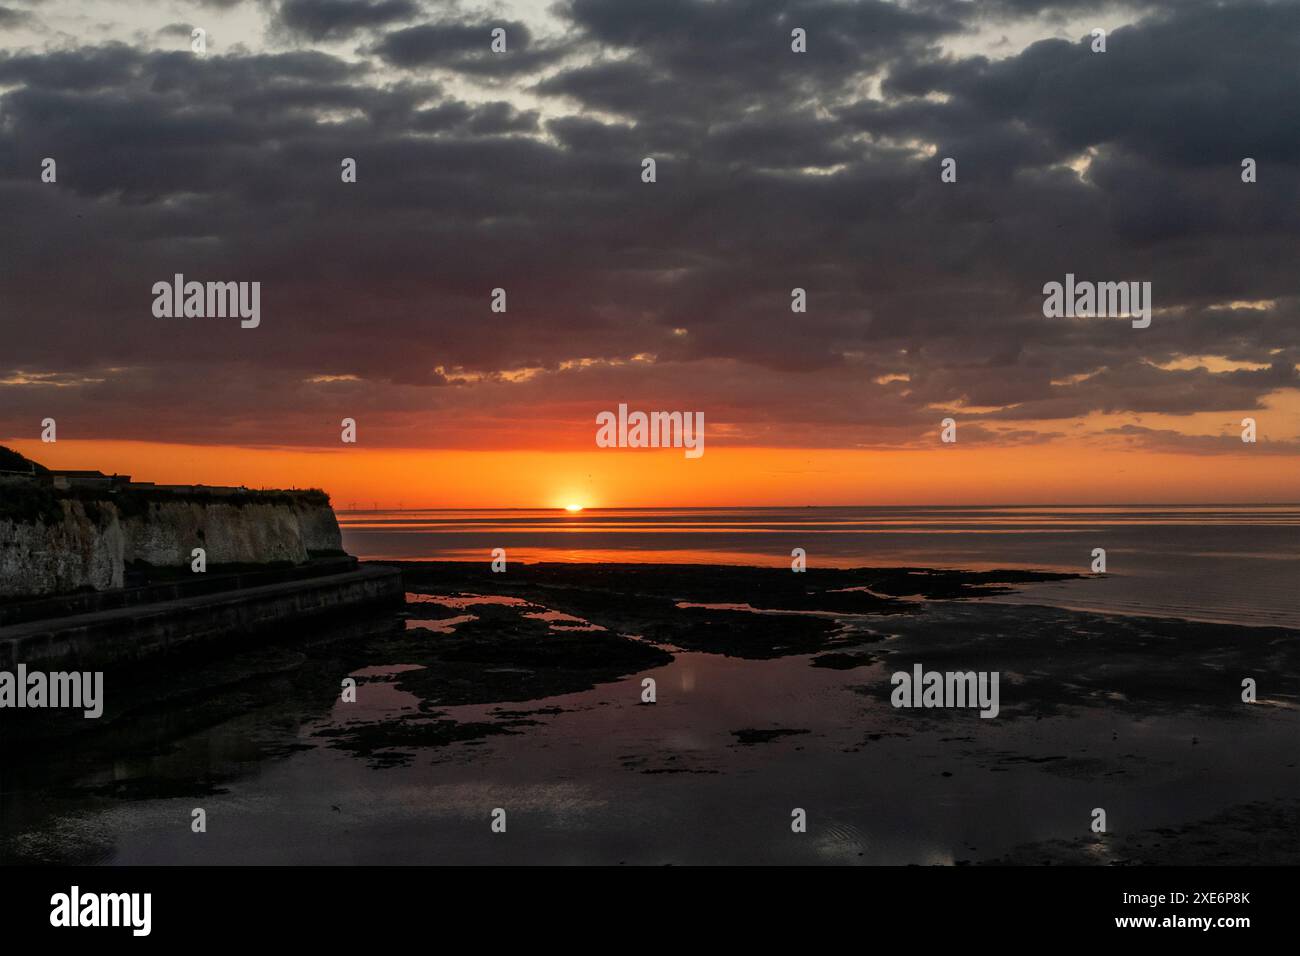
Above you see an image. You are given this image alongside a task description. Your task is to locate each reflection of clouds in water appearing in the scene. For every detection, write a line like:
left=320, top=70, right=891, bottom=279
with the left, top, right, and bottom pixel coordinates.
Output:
left=408, top=592, right=608, bottom=633
left=522, top=610, right=604, bottom=631
left=406, top=614, right=477, bottom=633
left=406, top=592, right=532, bottom=609
left=10, top=562, right=1298, bottom=864
left=327, top=664, right=426, bottom=717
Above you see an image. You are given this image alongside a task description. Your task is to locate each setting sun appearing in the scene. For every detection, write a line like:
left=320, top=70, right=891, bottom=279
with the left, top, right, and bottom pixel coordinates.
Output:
left=564, top=504, right=585, bottom=513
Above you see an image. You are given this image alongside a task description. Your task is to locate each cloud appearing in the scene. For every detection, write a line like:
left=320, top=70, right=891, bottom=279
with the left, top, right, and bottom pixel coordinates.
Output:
left=276, top=0, right=419, bottom=41
left=0, top=6, right=34, bottom=28
left=0, top=0, right=1298, bottom=454
left=371, top=20, right=565, bottom=75
left=1102, top=423, right=1300, bottom=456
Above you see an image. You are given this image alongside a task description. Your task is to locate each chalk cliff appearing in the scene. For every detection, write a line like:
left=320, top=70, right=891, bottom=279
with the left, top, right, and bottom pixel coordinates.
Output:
left=1, top=497, right=124, bottom=597
left=0, top=481, right=343, bottom=600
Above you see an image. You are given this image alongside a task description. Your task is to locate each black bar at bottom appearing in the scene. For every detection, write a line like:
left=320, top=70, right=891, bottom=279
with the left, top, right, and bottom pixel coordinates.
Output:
left=3, top=864, right=1287, bottom=943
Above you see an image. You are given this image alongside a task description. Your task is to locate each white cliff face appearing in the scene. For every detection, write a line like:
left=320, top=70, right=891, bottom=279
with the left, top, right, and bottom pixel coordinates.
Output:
left=0, top=499, right=123, bottom=598
left=294, top=498, right=345, bottom=554
left=0, top=494, right=344, bottom=599
left=123, top=501, right=305, bottom=565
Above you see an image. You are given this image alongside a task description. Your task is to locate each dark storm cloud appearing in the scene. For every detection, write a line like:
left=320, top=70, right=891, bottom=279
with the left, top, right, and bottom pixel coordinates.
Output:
left=881, top=1, right=1300, bottom=169
left=541, top=0, right=959, bottom=121
left=565, top=0, right=956, bottom=68
left=411, top=99, right=539, bottom=134
left=276, top=0, right=419, bottom=41
left=2, top=0, right=1299, bottom=449
left=372, top=20, right=565, bottom=75
left=0, top=44, right=142, bottom=90
left=980, top=357, right=1300, bottom=421
left=0, top=6, right=34, bottom=28
left=913, top=0, right=1129, bottom=21
left=158, top=23, right=199, bottom=39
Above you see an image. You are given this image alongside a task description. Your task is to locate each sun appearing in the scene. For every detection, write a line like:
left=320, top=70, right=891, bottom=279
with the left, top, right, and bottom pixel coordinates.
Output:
left=564, top=504, right=584, bottom=513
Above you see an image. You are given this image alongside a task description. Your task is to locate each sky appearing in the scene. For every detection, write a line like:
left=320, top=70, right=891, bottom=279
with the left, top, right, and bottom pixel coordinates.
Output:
left=2, top=0, right=1298, bottom=507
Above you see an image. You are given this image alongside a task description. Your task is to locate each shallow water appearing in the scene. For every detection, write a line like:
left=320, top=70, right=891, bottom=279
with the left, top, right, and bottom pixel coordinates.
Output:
left=4, top=588, right=1295, bottom=865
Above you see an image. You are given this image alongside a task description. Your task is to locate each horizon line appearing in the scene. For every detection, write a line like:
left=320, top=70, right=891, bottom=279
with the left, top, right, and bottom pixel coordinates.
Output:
left=335, top=502, right=1300, bottom=511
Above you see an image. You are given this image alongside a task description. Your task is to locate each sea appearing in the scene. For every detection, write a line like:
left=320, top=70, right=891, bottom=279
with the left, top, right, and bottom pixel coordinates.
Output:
left=5, top=504, right=1296, bottom=865
left=340, top=505, right=1300, bottom=630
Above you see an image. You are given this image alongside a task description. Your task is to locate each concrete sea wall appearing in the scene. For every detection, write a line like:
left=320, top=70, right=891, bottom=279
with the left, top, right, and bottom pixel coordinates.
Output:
left=0, top=564, right=404, bottom=670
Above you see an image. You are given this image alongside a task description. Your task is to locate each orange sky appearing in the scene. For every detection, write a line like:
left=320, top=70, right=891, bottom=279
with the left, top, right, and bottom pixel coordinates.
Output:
left=9, top=438, right=1296, bottom=508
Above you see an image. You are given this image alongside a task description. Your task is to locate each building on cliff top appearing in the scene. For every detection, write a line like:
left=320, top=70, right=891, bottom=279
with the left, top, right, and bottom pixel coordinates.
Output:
left=30, top=470, right=252, bottom=496
left=44, top=470, right=132, bottom=490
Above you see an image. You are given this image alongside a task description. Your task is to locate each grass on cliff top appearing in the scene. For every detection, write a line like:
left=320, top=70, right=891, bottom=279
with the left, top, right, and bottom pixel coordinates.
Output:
left=0, top=484, right=64, bottom=525
left=113, top=487, right=331, bottom=518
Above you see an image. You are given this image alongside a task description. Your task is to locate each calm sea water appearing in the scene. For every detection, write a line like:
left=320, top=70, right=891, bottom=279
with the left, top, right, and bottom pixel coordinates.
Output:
left=341, top=506, right=1300, bottom=629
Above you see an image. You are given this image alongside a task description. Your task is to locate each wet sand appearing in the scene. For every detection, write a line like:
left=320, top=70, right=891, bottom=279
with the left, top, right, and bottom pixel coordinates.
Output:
left=2, top=561, right=1296, bottom=865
